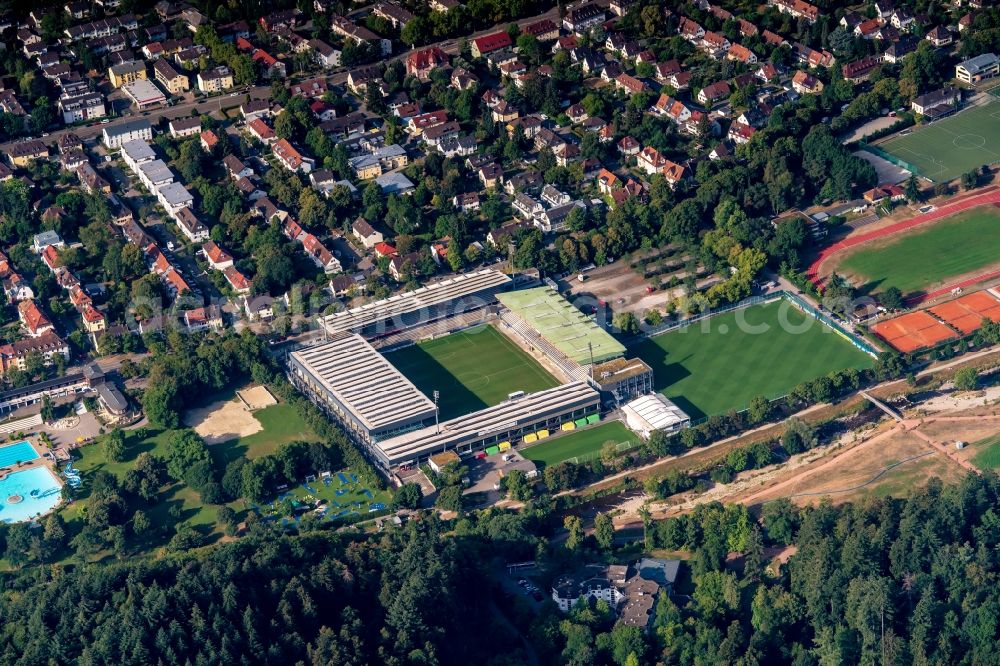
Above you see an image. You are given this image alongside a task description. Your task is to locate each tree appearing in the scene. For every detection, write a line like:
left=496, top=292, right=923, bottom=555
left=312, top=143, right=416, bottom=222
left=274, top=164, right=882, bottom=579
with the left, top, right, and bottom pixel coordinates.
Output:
left=165, top=430, right=211, bottom=481
left=613, top=311, right=640, bottom=335
left=104, top=429, right=127, bottom=463
left=501, top=469, right=532, bottom=501
left=594, top=512, right=614, bottom=550
left=954, top=366, right=979, bottom=391
left=39, top=396, right=55, bottom=423
left=905, top=174, right=920, bottom=202
left=880, top=286, right=904, bottom=310
left=564, top=515, right=584, bottom=551
left=392, top=483, right=423, bottom=510
left=747, top=395, right=772, bottom=424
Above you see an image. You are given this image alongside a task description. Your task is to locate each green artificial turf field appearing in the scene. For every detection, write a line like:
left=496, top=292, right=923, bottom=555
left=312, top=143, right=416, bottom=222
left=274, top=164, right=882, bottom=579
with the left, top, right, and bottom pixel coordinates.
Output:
left=972, top=434, right=1000, bottom=470
left=630, top=300, right=875, bottom=419
left=836, top=207, right=1000, bottom=296
left=877, top=101, right=1000, bottom=182
left=386, top=324, right=559, bottom=420
left=522, top=420, right=637, bottom=467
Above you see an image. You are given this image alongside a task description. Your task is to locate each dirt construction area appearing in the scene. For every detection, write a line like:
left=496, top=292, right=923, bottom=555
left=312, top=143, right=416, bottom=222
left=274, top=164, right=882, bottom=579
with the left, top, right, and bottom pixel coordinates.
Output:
left=237, top=385, right=277, bottom=411
left=184, top=398, right=263, bottom=445
left=557, top=252, right=718, bottom=316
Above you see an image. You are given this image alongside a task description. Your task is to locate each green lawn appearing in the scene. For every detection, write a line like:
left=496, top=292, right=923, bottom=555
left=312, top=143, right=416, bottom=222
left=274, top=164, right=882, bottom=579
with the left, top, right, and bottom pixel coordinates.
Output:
left=837, top=207, right=1000, bottom=296
left=522, top=420, right=636, bottom=467
left=877, top=101, right=1000, bottom=182
left=630, top=300, right=875, bottom=419
left=210, top=403, right=322, bottom=468
left=66, top=396, right=327, bottom=553
left=385, top=324, right=559, bottom=421
left=972, top=434, right=1000, bottom=470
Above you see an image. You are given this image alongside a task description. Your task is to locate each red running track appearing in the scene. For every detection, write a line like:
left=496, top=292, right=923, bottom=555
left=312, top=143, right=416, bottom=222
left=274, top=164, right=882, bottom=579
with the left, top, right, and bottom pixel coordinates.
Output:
left=807, top=186, right=1000, bottom=288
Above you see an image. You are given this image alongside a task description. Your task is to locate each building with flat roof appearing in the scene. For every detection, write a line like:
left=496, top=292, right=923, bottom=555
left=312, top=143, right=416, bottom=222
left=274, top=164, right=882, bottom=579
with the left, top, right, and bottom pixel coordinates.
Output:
left=372, top=381, right=600, bottom=471
left=288, top=333, right=438, bottom=444
left=497, top=287, right=626, bottom=365
left=319, top=268, right=512, bottom=338
left=122, top=79, right=166, bottom=109
left=591, top=356, right=654, bottom=403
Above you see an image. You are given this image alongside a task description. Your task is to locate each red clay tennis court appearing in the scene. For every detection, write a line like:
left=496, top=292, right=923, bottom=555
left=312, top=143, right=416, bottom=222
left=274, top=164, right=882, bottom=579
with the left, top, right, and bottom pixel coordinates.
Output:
left=928, top=291, right=1000, bottom=334
left=872, top=311, right=958, bottom=353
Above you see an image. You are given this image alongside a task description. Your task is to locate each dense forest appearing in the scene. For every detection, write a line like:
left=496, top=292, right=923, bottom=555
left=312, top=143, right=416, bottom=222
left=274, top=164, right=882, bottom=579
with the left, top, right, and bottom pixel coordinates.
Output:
left=2, top=474, right=1000, bottom=665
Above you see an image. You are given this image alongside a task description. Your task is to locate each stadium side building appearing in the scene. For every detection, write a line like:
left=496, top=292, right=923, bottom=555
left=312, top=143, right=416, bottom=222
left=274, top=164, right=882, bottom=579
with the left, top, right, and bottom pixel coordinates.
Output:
left=320, top=268, right=512, bottom=339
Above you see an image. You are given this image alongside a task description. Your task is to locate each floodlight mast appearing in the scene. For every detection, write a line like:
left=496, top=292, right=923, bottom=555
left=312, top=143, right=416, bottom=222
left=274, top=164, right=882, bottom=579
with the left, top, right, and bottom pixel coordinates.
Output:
left=433, top=390, right=441, bottom=439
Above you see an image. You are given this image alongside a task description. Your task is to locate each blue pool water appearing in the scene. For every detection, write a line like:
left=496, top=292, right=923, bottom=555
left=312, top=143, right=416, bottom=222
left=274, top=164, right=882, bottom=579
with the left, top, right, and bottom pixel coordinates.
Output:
left=0, top=467, right=62, bottom=523
left=0, top=441, right=39, bottom=468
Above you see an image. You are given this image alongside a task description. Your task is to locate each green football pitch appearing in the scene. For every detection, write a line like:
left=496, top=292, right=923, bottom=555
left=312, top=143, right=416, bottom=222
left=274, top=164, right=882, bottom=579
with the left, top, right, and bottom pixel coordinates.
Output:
left=630, top=300, right=874, bottom=419
left=836, top=207, right=1000, bottom=296
left=385, top=324, right=559, bottom=421
left=522, top=421, right=637, bottom=467
left=877, top=101, right=1000, bottom=182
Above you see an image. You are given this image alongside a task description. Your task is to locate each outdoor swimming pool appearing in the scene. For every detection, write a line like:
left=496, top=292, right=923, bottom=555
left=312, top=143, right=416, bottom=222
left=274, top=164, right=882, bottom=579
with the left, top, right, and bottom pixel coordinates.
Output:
left=0, top=440, right=39, bottom=468
left=0, top=467, right=62, bottom=523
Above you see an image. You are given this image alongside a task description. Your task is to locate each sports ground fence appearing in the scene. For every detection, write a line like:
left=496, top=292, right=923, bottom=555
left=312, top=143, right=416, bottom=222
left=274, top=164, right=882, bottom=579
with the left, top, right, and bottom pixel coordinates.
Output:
left=858, top=141, right=922, bottom=180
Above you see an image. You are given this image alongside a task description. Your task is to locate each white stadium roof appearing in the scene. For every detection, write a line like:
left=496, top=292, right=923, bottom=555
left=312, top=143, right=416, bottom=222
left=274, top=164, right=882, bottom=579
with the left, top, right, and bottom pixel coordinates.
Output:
left=290, top=333, right=437, bottom=432
left=622, top=394, right=690, bottom=436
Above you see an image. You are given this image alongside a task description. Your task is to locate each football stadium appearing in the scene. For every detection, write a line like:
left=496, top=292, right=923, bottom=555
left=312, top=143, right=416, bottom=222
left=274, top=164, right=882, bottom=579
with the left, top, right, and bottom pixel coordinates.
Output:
left=290, top=274, right=882, bottom=474
left=292, top=274, right=649, bottom=473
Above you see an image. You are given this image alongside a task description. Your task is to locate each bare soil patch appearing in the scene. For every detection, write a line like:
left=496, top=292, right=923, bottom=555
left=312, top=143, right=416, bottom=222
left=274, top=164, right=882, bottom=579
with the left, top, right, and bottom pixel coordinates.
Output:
left=184, top=398, right=262, bottom=445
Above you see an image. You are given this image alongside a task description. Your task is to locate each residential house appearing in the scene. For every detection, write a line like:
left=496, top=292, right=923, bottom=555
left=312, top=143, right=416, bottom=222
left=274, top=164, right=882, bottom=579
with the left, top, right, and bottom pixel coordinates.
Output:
left=247, top=118, right=276, bottom=143
left=697, top=81, right=731, bottom=106
left=406, top=46, right=450, bottom=81
left=925, top=26, right=953, bottom=48
left=5, top=140, right=49, bottom=167
left=102, top=119, right=152, bottom=149
left=202, top=240, right=234, bottom=269
left=175, top=207, right=209, bottom=242
left=842, top=56, right=883, bottom=83
left=471, top=31, right=511, bottom=58
left=352, top=217, right=383, bottom=249
left=272, top=139, right=313, bottom=173
left=109, top=61, right=146, bottom=87
left=309, top=39, right=341, bottom=68
left=768, top=0, right=819, bottom=22
left=169, top=116, right=201, bottom=138
left=223, top=266, right=252, bottom=294
left=197, top=66, right=234, bottom=93
left=18, top=300, right=54, bottom=337
left=301, top=233, right=342, bottom=274
left=330, top=14, right=392, bottom=56
left=153, top=58, right=189, bottom=93
left=184, top=306, right=223, bottom=333
left=562, top=2, right=605, bottom=33
left=636, top=147, right=685, bottom=187
left=791, top=70, right=823, bottom=94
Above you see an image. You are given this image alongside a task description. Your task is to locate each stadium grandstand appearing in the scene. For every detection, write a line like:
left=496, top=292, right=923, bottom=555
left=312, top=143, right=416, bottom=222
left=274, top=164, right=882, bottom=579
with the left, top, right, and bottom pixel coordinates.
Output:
left=320, top=268, right=512, bottom=339
left=372, top=381, right=601, bottom=471
left=288, top=333, right=438, bottom=442
left=497, top=287, right=626, bottom=374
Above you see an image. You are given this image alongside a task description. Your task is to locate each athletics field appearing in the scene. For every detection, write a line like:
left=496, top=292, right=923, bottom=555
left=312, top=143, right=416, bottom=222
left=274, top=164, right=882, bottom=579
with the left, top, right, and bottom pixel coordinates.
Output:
left=836, top=206, right=1000, bottom=297
left=630, top=300, right=874, bottom=419
left=385, top=324, right=559, bottom=421
left=877, top=101, right=1000, bottom=182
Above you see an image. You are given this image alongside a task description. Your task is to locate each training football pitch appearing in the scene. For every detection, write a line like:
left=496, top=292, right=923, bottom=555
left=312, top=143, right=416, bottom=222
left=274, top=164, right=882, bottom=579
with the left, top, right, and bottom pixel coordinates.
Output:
left=877, top=101, right=1000, bottom=182
left=522, top=421, right=637, bottom=467
left=630, top=300, right=875, bottom=419
left=386, top=324, right=559, bottom=421
left=836, top=207, right=1000, bottom=296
